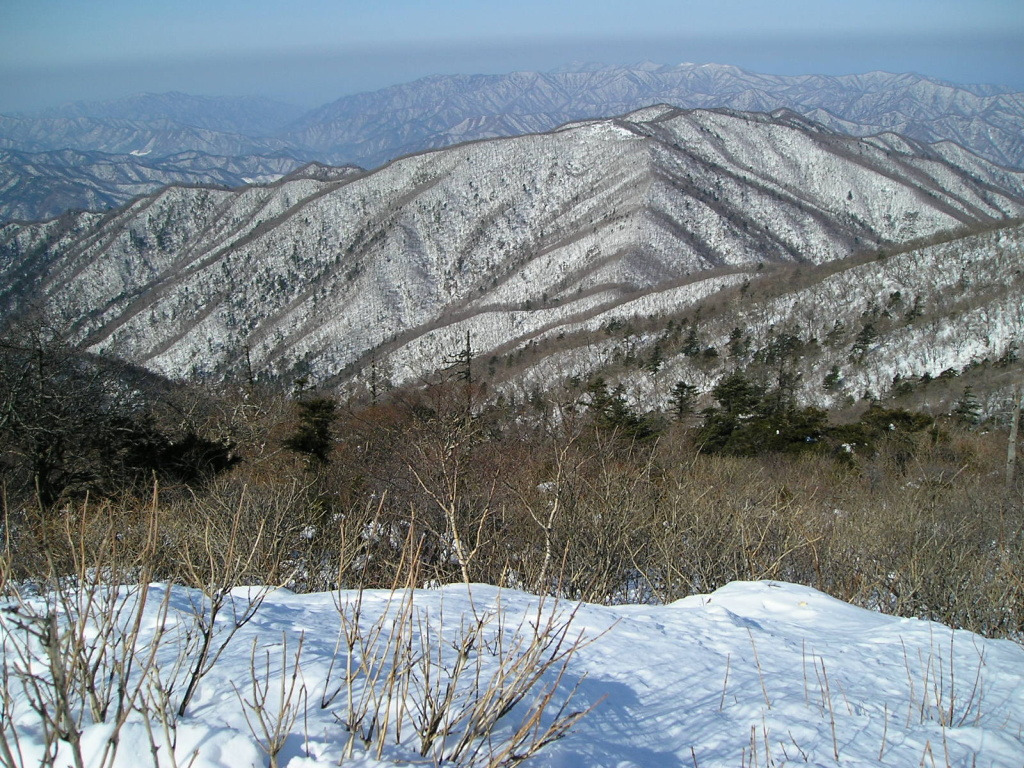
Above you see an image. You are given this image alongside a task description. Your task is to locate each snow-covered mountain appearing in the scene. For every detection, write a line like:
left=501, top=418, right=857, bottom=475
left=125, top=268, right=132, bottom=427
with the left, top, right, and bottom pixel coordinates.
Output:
left=0, top=148, right=307, bottom=223
left=4, top=63, right=1024, bottom=224
left=284, top=63, right=1024, bottom=169
left=507, top=220, right=1024, bottom=417
left=8, top=64, right=1022, bottom=170
left=2, top=106, right=1021, bottom=404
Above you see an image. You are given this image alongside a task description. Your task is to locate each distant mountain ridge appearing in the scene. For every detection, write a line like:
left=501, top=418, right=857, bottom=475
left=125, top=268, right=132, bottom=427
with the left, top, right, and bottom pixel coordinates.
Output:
left=2, top=63, right=1024, bottom=223
left=0, top=94, right=311, bottom=222
left=0, top=113, right=294, bottom=158
left=2, top=106, right=1021, bottom=405
left=281, top=62, right=1024, bottom=169
left=0, top=148, right=306, bottom=223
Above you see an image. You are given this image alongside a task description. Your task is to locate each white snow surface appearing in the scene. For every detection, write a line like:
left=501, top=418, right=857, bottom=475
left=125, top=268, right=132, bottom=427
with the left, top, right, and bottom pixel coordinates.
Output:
left=3, top=580, right=1022, bottom=767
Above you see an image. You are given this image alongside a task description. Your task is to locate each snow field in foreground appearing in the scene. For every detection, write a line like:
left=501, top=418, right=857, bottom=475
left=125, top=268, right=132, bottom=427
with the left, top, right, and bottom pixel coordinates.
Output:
left=2, top=580, right=1023, bottom=767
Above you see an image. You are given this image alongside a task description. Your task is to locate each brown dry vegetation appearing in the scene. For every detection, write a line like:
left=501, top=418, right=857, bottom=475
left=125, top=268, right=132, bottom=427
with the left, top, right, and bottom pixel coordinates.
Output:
left=3, top=374, right=1022, bottom=643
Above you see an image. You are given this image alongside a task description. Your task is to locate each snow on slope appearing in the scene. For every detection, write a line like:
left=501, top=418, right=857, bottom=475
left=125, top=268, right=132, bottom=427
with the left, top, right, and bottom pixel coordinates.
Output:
left=2, top=107, right=1022, bottom=394
left=2, top=581, right=1022, bottom=767
left=497, top=221, right=1024, bottom=413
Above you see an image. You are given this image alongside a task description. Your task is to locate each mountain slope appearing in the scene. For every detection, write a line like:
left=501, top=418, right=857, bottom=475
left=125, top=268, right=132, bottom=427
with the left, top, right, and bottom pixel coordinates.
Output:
left=1, top=107, right=1022, bottom=393
left=492, top=219, right=1024, bottom=416
left=6, top=65, right=1022, bottom=169
left=0, top=94, right=309, bottom=222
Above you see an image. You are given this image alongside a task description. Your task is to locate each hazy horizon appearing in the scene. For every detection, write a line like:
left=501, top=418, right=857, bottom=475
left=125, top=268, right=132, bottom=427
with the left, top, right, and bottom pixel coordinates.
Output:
left=1, top=0, right=1021, bottom=113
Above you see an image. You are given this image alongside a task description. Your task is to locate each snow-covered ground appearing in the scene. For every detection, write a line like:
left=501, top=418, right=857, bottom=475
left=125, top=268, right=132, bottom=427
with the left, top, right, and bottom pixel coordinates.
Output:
left=2, top=580, right=1022, bottom=767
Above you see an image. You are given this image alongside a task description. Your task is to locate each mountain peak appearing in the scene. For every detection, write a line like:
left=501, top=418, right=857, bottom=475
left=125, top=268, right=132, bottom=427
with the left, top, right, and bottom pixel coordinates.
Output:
left=549, top=61, right=609, bottom=74
left=628, top=60, right=669, bottom=72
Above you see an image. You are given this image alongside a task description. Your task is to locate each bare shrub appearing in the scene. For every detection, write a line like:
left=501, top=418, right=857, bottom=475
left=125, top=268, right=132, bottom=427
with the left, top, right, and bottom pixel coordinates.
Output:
left=322, top=576, right=595, bottom=765
left=233, top=632, right=308, bottom=768
left=0, top=499, right=167, bottom=768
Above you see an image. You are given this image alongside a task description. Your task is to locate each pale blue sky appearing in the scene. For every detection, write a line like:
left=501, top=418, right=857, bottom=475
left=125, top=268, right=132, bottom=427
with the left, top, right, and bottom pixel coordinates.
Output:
left=1, top=0, right=1021, bottom=111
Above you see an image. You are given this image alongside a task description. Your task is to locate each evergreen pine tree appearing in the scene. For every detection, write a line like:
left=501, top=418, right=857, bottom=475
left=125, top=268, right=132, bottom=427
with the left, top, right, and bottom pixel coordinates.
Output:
left=953, top=386, right=982, bottom=425
left=284, top=398, right=338, bottom=465
left=682, top=326, right=700, bottom=356
left=668, top=381, right=698, bottom=421
left=850, top=323, right=878, bottom=361
left=823, top=365, right=842, bottom=390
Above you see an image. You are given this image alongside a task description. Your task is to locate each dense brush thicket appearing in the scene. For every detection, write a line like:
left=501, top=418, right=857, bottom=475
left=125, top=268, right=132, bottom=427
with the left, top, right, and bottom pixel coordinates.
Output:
left=0, top=323, right=238, bottom=507
left=1, top=326, right=1022, bottom=642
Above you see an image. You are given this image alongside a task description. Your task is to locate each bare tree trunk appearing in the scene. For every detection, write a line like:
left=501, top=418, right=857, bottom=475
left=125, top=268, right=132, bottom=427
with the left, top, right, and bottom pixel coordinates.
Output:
left=1008, top=388, right=1023, bottom=488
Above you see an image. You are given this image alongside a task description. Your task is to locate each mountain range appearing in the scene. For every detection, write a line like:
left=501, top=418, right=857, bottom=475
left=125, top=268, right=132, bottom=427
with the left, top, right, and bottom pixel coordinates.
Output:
left=0, top=148, right=306, bottom=223
left=2, top=105, right=1021, bottom=412
left=2, top=62, right=1024, bottom=224
left=284, top=62, right=1024, bottom=169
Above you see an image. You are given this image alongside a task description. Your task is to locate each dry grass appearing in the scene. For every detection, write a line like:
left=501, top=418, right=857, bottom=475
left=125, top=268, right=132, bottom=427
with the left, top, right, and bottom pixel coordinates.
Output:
left=0, top=390, right=1020, bottom=767
left=2, top=392, right=1021, bottom=641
